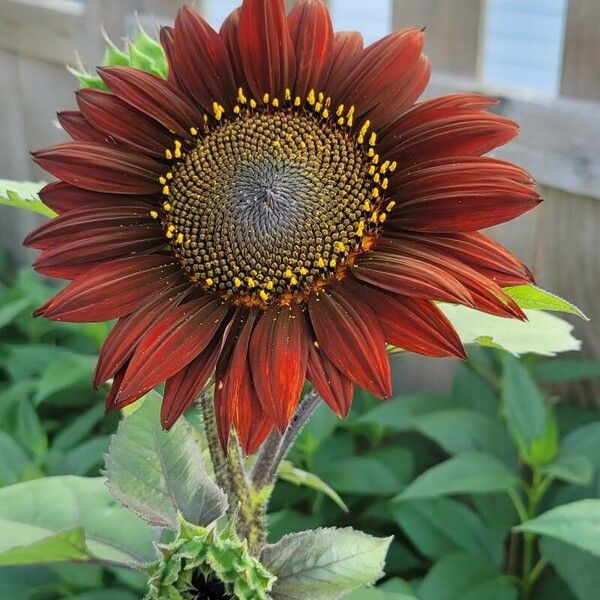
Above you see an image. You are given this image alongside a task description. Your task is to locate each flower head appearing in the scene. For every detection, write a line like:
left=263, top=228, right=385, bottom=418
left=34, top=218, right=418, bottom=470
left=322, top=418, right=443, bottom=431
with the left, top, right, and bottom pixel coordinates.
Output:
left=26, top=0, right=540, bottom=453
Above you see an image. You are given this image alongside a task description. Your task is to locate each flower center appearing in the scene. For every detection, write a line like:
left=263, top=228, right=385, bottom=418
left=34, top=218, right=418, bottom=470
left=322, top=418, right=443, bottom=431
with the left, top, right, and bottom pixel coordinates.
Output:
left=157, top=91, right=397, bottom=307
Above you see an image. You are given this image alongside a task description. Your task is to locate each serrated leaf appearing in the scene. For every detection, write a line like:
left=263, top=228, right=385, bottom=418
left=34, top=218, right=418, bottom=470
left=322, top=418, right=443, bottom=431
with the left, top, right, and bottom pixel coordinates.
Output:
left=278, top=461, right=348, bottom=512
left=262, top=527, right=392, bottom=600
left=440, top=305, right=580, bottom=357
left=516, top=500, right=600, bottom=557
left=0, top=180, right=53, bottom=218
left=506, top=285, right=587, bottom=319
left=395, top=453, right=519, bottom=502
left=0, top=476, right=156, bottom=569
left=131, top=27, right=168, bottom=77
left=105, top=392, right=227, bottom=530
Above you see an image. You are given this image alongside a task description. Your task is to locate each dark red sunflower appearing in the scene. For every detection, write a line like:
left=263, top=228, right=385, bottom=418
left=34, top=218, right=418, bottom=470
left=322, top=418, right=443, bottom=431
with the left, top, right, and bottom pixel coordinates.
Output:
left=26, top=0, right=540, bottom=454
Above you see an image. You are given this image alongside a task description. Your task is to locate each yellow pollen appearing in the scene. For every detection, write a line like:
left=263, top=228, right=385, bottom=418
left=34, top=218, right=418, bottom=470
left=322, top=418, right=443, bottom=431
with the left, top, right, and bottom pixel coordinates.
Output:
left=329, top=258, right=337, bottom=268
left=307, top=89, right=316, bottom=105
left=334, top=241, right=346, bottom=253
left=266, top=281, right=274, bottom=290
left=368, top=148, right=375, bottom=157
left=149, top=210, right=158, bottom=219
left=294, top=96, right=301, bottom=107
left=234, top=277, right=242, bottom=287
left=162, top=185, right=170, bottom=195
left=369, top=165, right=376, bottom=176
left=237, top=88, right=247, bottom=104
left=272, top=98, right=279, bottom=107
left=336, top=104, right=345, bottom=117
left=213, top=103, right=225, bottom=120
left=166, top=230, right=174, bottom=239
left=176, top=233, right=184, bottom=244
left=372, top=188, right=380, bottom=198
left=174, top=147, right=182, bottom=159
left=370, top=212, right=379, bottom=223
left=386, top=200, right=396, bottom=211
left=359, top=120, right=371, bottom=137
left=317, top=257, right=326, bottom=268
left=263, top=93, right=270, bottom=104
left=284, top=268, right=294, bottom=279
left=163, top=202, right=171, bottom=211
left=250, top=98, right=257, bottom=109
left=166, top=172, right=173, bottom=180
left=369, top=132, right=377, bottom=146
left=315, top=102, right=322, bottom=113
left=347, top=106, right=355, bottom=126
left=379, top=213, right=387, bottom=223
left=390, top=161, right=397, bottom=172
left=247, top=277, right=256, bottom=288
left=190, top=127, right=198, bottom=136
left=285, top=88, right=292, bottom=101
left=290, top=275, right=298, bottom=285
left=322, top=108, right=330, bottom=118
left=382, top=178, right=389, bottom=190
left=356, top=221, right=365, bottom=236
left=233, top=105, right=241, bottom=114
left=259, top=290, right=269, bottom=302
left=381, top=160, right=390, bottom=173
left=363, top=200, right=372, bottom=211
left=159, top=176, right=166, bottom=185
left=373, top=154, right=380, bottom=164
left=165, top=149, right=173, bottom=159
left=358, top=135, right=364, bottom=144
left=168, top=224, right=175, bottom=232
left=338, top=117, right=345, bottom=126
left=299, top=267, right=309, bottom=276
left=373, top=173, right=381, bottom=183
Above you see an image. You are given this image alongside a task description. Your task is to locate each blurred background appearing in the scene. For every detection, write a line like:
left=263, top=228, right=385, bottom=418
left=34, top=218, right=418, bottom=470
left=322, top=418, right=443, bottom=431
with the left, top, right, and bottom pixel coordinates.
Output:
left=1, top=0, right=599, bottom=399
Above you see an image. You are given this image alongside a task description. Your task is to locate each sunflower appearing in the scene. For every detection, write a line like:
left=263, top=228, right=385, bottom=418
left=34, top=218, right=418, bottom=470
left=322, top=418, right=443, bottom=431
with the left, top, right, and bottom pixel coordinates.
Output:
left=26, top=0, right=540, bottom=454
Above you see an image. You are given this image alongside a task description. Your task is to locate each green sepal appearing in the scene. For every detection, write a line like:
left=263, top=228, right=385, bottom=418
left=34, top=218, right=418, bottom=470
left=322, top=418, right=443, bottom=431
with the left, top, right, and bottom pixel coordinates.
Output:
left=145, top=515, right=275, bottom=600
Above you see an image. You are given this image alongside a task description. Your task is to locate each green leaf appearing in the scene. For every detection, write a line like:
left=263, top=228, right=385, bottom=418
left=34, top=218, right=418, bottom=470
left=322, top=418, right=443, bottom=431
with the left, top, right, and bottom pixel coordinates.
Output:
left=0, top=433, right=30, bottom=486
left=541, top=455, right=594, bottom=486
left=317, top=456, right=405, bottom=496
left=50, top=435, right=111, bottom=476
left=541, top=537, right=600, bottom=600
left=52, top=404, right=106, bottom=451
left=358, top=394, right=455, bottom=431
left=561, top=421, right=600, bottom=469
left=16, top=398, right=47, bottom=459
left=533, top=359, right=600, bottom=383
left=501, top=354, right=555, bottom=465
left=439, top=305, right=580, bottom=356
left=516, top=500, right=600, bottom=557
left=396, top=452, right=519, bottom=502
left=261, top=527, right=392, bottom=600
left=277, top=461, right=348, bottom=512
left=505, top=285, right=587, bottom=319
left=410, top=409, right=517, bottom=466
left=70, top=590, right=138, bottom=600
left=0, top=476, right=157, bottom=568
left=130, top=27, right=168, bottom=77
left=418, top=553, right=515, bottom=600
left=0, top=298, right=30, bottom=331
left=0, top=180, right=53, bottom=218
left=347, top=590, right=416, bottom=600
left=391, top=498, right=504, bottom=567
left=105, top=392, right=227, bottom=529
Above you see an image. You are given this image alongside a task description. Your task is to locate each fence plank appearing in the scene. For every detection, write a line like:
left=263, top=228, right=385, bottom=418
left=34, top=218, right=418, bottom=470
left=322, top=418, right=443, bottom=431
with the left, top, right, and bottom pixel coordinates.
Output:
left=561, top=0, right=600, bottom=101
left=392, top=0, right=483, bottom=77
left=0, top=0, right=82, bottom=66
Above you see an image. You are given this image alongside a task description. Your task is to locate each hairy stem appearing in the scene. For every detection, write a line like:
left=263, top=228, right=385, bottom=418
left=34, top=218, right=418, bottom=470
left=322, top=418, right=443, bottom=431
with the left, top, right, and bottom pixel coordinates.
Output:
left=199, top=390, right=231, bottom=498
left=252, top=390, right=322, bottom=490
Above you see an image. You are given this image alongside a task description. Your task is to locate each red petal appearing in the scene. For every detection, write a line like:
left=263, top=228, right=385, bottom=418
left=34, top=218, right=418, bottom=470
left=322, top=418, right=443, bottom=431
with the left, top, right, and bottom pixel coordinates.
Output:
left=249, top=303, right=309, bottom=432
left=159, top=26, right=177, bottom=84
left=308, top=284, right=391, bottom=398
left=32, top=142, right=163, bottom=195
left=161, top=333, right=222, bottom=430
left=214, top=309, right=273, bottom=453
left=349, top=280, right=466, bottom=359
left=288, top=0, right=334, bottom=98
left=34, top=255, right=180, bottom=322
left=33, top=225, right=165, bottom=279
left=324, top=31, right=364, bottom=93
left=171, top=7, right=237, bottom=111
left=98, top=67, right=201, bottom=138
left=334, top=29, right=425, bottom=116
left=379, top=94, right=517, bottom=164
left=57, top=111, right=108, bottom=143
left=116, top=296, right=230, bottom=404
left=94, top=283, right=188, bottom=387
left=375, top=237, right=526, bottom=319
left=384, top=231, right=533, bottom=285
left=219, top=8, right=248, bottom=89
left=238, top=0, right=296, bottom=100
left=105, top=367, right=128, bottom=412
left=37, top=182, right=158, bottom=215
left=25, top=201, right=155, bottom=249
left=76, top=89, right=176, bottom=158
left=351, top=250, right=474, bottom=306
left=307, top=342, right=353, bottom=417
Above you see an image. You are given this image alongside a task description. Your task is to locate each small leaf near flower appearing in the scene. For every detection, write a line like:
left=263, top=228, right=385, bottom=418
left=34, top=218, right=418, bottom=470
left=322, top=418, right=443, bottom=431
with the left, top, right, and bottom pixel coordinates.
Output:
left=105, top=391, right=228, bottom=530
left=261, top=527, right=392, bottom=600
left=0, top=180, right=53, bottom=218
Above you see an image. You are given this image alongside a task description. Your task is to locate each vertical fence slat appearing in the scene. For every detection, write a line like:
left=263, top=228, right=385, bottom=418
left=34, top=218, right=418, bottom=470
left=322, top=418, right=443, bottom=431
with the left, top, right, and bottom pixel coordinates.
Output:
left=560, top=0, right=600, bottom=101
left=392, top=0, right=484, bottom=78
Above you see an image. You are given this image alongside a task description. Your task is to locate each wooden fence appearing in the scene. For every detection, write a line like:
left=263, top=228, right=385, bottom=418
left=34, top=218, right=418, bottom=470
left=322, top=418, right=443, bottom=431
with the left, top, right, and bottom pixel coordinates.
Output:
left=1, top=0, right=599, bottom=394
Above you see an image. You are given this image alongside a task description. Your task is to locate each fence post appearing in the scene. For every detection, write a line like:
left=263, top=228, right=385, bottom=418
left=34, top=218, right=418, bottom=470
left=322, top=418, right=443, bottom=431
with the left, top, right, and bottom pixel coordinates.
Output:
left=560, top=0, right=600, bottom=101
left=392, top=0, right=484, bottom=78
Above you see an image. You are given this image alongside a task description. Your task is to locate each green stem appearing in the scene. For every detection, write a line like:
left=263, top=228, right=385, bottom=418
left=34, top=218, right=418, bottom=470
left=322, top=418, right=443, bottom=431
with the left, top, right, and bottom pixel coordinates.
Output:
left=199, top=389, right=232, bottom=500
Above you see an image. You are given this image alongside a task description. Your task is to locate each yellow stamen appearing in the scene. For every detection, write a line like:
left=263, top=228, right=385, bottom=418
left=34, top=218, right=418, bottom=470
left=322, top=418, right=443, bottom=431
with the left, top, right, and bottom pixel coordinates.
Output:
left=149, top=210, right=158, bottom=219
left=259, top=290, right=269, bottom=302
left=190, top=127, right=198, bottom=136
